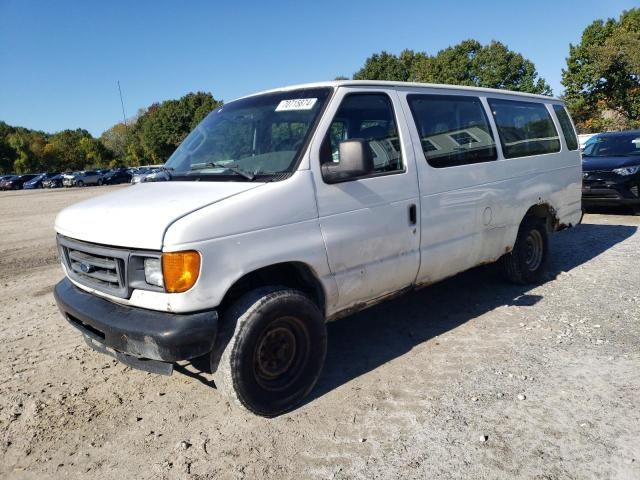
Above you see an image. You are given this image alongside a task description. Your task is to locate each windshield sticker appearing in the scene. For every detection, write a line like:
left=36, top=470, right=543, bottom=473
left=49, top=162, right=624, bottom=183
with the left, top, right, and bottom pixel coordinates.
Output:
left=275, top=98, right=317, bottom=111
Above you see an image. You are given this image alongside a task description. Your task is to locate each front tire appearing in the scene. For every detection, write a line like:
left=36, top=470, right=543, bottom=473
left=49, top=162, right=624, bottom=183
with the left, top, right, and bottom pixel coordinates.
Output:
left=500, top=216, right=549, bottom=284
left=213, top=287, right=327, bottom=417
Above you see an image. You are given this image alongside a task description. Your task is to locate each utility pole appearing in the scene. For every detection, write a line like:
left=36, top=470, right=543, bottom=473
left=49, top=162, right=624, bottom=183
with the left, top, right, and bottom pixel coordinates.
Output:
left=117, top=80, right=127, bottom=125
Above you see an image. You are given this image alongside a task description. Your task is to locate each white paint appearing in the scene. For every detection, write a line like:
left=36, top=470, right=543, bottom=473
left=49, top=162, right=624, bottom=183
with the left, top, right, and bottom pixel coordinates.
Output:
left=55, top=81, right=582, bottom=318
left=275, top=98, right=317, bottom=111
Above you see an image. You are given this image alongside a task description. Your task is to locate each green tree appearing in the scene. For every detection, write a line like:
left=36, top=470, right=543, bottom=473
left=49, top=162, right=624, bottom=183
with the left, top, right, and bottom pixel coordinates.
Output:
left=562, top=8, right=640, bottom=132
left=0, top=123, right=17, bottom=174
left=0, top=91, right=223, bottom=173
left=419, top=40, right=551, bottom=94
left=128, top=92, right=222, bottom=164
left=353, top=41, right=551, bottom=95
left=6, top=129, right=50, bottom=173
left=353, top=49, right=427, bottom=82
left=47, top=129, right=96, bottom=171
left=100, top=122, right=129, bottom=165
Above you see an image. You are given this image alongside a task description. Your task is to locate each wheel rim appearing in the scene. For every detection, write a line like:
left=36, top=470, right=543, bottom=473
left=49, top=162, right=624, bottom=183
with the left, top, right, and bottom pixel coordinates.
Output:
left=253, top=316, right=309, bottom=392
left=525, top=229, right=544, bottom=271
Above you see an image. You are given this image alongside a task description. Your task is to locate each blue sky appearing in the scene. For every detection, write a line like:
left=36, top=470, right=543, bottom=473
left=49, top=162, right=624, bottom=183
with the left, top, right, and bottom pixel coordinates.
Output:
left=0, top=0, right=636, bottom=136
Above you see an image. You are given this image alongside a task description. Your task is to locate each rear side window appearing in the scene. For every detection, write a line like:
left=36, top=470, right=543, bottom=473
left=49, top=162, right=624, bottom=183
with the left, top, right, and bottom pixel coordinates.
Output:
left=552, top=104, right=578, bottom=151
left=407, top=94, right=497, bottom=168
left=488, top=99, right=560, bottom=158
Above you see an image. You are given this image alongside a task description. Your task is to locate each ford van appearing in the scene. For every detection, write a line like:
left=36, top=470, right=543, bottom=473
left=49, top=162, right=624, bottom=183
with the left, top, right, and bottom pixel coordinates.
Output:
left=54, top=81, right=582, bottom=416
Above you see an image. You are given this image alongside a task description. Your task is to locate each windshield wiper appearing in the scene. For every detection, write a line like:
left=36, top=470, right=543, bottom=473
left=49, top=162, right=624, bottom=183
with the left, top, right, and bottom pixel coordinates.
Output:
left=190, top=162, right=256, bottom=180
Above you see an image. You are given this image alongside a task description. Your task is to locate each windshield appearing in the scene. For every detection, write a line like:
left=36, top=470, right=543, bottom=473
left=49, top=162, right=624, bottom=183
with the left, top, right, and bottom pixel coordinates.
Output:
left=583, top=134, right=640, bottom=157
left=165, top=88, right=332, bottom=180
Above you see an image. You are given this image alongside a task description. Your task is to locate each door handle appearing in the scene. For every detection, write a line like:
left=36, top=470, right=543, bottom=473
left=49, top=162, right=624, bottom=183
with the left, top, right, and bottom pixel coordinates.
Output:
left=409, top=204, right=417, bottom=225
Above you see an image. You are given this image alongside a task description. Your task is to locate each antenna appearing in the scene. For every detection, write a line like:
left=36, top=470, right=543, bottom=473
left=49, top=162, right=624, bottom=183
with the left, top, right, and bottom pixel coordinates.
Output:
left=117, top=80, right=127, bottom=125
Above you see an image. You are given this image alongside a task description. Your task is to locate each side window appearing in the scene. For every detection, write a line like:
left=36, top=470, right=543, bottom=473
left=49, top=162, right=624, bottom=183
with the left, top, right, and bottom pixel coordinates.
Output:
left=552, top=104, right=579, bottom=151
left=488, top=99, right=561, bottom=158
left=321, top=93, right=403, bottom=174
left=407, top=94, right=497, bottom=168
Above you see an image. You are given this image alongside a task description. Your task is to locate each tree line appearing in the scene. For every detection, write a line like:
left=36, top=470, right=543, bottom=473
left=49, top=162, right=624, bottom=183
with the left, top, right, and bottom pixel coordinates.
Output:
left=0, top=91, right=221, bottom=174
left=0, top=8, right=637, bottom=175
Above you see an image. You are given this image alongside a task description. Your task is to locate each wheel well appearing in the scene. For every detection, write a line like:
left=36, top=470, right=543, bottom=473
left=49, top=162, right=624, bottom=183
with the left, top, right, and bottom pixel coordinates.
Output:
left=524, top=203, right=560, bottom=232
left=221, top=262, right=326, bottom=315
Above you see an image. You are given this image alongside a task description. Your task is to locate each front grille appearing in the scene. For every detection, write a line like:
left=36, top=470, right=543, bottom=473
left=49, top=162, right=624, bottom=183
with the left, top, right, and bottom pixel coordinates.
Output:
left=583, top=170, right=618, bottom=182
left=68, top=250, right=122, bottom=289
left=58, top=236, right=129, bottom=298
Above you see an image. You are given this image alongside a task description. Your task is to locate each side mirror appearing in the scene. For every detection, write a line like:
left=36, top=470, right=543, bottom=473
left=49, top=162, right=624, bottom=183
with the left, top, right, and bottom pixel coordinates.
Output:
left=321, top=139, right=374, bottom=184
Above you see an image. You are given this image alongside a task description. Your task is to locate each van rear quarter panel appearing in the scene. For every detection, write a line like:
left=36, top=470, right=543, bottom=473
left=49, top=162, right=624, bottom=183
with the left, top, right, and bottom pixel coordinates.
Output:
left=397, top=87, right=581, bottom=285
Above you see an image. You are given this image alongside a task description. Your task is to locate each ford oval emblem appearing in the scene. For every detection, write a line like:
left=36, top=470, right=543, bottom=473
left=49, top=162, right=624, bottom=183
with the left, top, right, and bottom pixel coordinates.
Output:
left=80, top=262, right=94, bottom=273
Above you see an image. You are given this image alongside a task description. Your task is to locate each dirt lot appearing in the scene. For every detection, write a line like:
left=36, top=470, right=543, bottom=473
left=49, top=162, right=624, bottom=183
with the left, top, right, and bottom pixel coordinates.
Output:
left=1, top=186, right=639, bottom=479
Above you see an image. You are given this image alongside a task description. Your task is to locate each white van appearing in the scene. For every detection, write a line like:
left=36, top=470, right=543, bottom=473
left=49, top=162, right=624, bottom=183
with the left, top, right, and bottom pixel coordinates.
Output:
left=54, top=81, right=582, bottom=416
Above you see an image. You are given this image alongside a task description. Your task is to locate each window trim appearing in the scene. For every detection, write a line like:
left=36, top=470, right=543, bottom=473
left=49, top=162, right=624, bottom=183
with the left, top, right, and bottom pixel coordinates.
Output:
left=552, top=103, right=579, bottom=151
left=487, top=97, right=561, bottom=160
left=406, top=93, right=499, bottom=168
left=319, top=91, right=407, bottom=184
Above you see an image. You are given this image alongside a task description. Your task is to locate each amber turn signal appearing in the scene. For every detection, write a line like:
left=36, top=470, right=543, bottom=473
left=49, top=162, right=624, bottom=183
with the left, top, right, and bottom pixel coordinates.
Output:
left=162, top=251, right=201, bottom=293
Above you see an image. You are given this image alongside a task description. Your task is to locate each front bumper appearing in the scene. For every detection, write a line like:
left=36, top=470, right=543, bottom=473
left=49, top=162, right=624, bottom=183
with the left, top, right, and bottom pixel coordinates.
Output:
left=582, top=173, right=640, bottom=206
left=54, top=278, right=218, bottom=374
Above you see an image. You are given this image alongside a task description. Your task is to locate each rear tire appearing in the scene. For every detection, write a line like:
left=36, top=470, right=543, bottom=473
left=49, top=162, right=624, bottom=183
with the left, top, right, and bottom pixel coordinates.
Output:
left=500, top=216, right=549, bottom=284
left=212, top=287, right=327, bottom=417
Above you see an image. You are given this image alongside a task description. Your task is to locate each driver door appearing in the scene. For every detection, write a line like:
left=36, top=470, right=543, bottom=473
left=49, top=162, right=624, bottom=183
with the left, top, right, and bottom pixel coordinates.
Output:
left=309, top=87, right=421, bottom=312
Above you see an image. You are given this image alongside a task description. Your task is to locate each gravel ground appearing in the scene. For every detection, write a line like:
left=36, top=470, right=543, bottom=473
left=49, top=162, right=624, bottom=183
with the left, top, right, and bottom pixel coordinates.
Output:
left=1, top=186, right=639, bottom=480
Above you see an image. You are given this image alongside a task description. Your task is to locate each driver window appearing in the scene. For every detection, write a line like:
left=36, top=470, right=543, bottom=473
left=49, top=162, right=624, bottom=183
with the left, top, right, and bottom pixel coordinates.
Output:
left=321, top=93, right=403, bottom=174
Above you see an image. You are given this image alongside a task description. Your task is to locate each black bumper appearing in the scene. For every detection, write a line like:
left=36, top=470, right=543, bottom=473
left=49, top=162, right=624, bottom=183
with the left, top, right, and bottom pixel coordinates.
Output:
left=582, top=175, right=640, bottom=206
left=582, top=194, right=640, bottom=206
left=54, top=278, right=218, bottom=369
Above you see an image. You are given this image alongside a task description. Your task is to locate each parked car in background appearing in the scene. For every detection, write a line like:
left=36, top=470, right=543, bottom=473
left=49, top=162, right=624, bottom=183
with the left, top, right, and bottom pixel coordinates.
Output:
left=24, top=172, right=60, bottom=189
left=578, top=133, right=599, bottom=150
left=582, top=130, right=640, bottom=210
left=63, top=170, right=103, bottom=187
left=102, top=168, right=132, bottom=185
left=131, top=166, right=170, bottom=184
left=0, top=174, right=39, bottom=190
left=43, top=173, right=65, bottom=188
left=0, top=175, right=18, bottom=190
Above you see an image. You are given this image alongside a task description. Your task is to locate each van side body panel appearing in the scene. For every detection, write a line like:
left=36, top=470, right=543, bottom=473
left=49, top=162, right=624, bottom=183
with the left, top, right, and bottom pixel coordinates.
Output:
left=397, top=87, right=581, bottom=286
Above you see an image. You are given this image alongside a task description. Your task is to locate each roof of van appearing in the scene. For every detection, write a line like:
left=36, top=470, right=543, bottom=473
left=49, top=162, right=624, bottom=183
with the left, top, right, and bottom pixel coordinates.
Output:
left=239, top=80, right=563, bottom=103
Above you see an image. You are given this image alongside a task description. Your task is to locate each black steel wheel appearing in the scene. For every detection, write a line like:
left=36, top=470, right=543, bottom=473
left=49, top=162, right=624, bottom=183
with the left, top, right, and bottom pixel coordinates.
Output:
left=500, top=216, right=549, bottom=284
left=213, top=287, right=327, bottom=417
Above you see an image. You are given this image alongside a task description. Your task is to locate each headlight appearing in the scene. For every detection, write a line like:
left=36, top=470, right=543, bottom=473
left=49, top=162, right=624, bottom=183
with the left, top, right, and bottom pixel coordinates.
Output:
left=613, top=166, right=640, bottom=176
left=144, top=258, right=164, bottom=288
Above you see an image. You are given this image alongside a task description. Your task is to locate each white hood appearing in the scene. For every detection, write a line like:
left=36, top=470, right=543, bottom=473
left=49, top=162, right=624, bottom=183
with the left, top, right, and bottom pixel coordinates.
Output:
left=55, top=182, right=264, bottom=249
